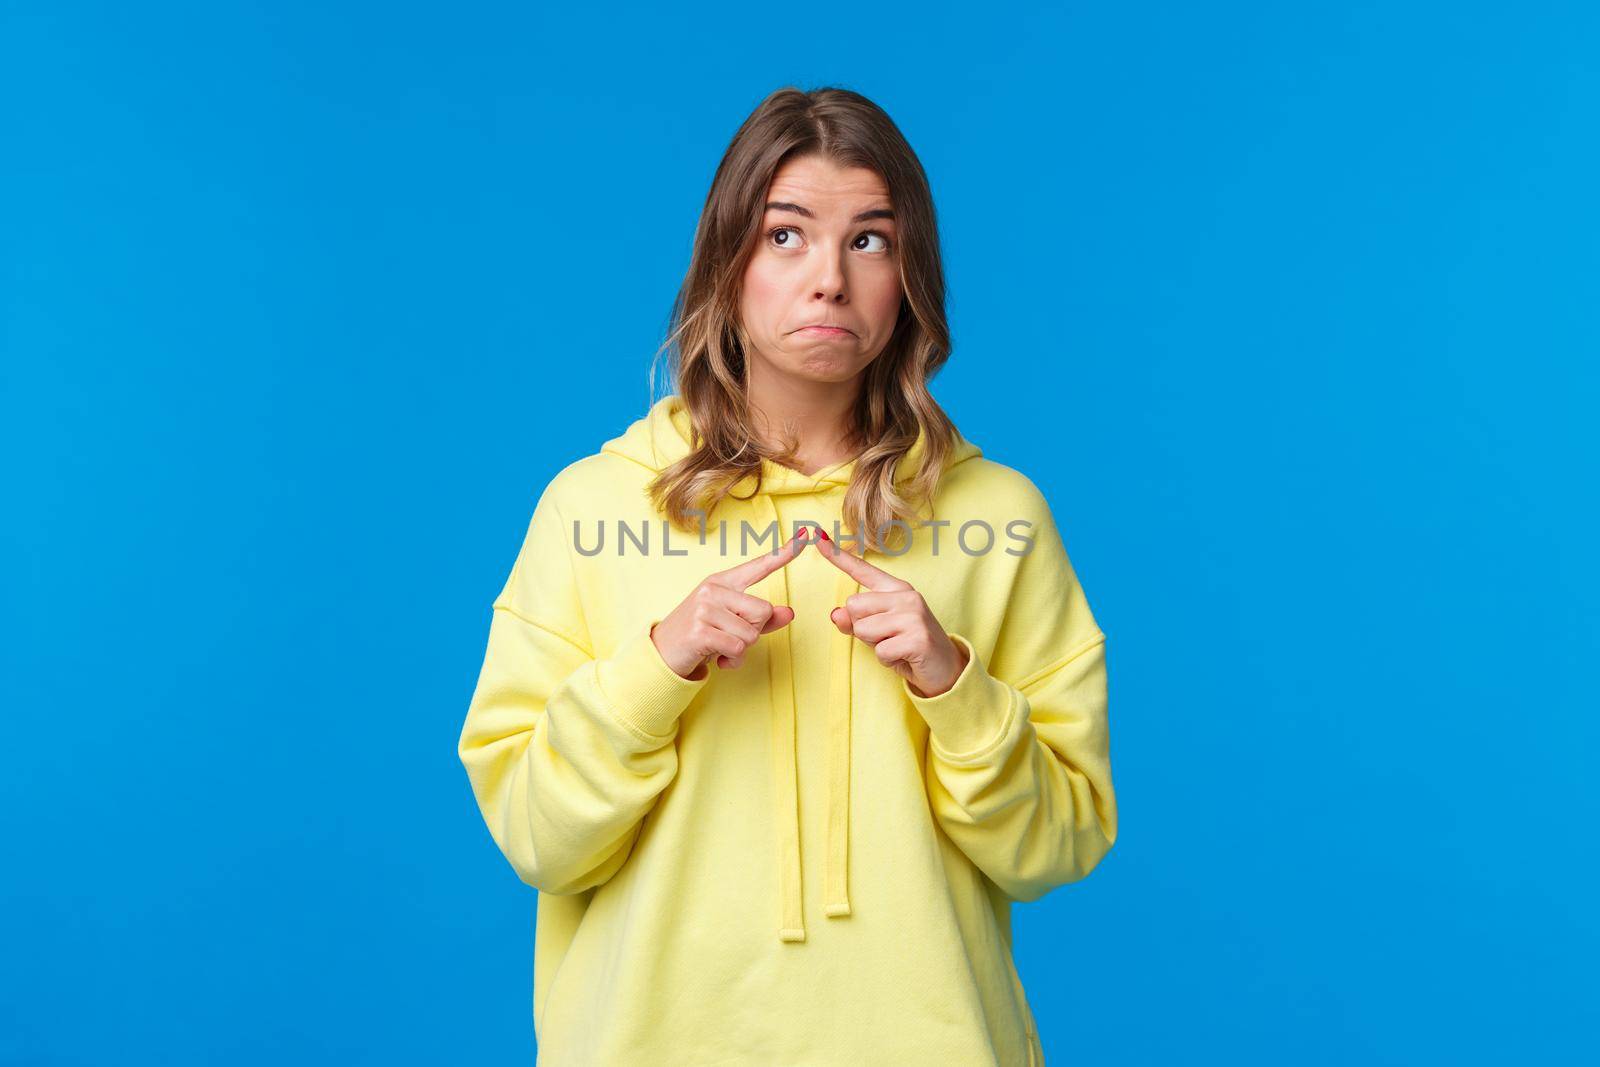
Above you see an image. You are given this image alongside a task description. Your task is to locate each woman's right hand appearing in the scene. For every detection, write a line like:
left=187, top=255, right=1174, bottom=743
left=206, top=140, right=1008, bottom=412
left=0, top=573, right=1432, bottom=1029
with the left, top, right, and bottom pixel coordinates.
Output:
left=649, top=526, right=811, bottom=679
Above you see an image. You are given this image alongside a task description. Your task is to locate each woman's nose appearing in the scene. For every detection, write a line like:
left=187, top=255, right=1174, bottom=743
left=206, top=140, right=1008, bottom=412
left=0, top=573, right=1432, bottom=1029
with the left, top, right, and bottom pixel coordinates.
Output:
left=810, top=249, right=847, bottom=299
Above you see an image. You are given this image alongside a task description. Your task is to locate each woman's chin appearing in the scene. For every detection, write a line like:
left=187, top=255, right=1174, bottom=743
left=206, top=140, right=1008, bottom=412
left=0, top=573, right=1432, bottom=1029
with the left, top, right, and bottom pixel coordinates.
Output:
left=795, top=358, right=866, bottom=383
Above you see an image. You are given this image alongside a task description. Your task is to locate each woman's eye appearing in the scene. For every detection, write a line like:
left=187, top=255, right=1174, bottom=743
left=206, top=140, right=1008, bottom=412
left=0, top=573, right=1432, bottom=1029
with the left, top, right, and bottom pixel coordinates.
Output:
left=855, top=231, right=892, bottom=253
left=769, top=226, right=804, bottom=248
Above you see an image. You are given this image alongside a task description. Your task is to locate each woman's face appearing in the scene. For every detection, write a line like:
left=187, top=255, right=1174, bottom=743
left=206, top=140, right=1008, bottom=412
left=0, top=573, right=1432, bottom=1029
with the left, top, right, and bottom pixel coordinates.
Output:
left=738, top=154, right=902, bottom=385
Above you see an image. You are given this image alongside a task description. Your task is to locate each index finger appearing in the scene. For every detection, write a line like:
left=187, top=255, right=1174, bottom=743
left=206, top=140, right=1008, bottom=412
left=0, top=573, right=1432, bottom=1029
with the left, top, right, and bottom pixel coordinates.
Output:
left=814, top=533, right=910, bottom=592
left=709, top=527, right=810, bottom=590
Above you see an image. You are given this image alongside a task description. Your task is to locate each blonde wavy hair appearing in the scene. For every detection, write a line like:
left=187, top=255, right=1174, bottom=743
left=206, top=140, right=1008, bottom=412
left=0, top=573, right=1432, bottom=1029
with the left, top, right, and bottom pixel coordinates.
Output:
left=646, top=85, right=962, bottom=555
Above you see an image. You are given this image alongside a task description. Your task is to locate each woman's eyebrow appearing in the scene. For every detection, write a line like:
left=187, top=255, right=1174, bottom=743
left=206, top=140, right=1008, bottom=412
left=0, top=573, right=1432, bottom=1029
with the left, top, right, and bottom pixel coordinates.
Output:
left=765, top=201, right=896, bottom=223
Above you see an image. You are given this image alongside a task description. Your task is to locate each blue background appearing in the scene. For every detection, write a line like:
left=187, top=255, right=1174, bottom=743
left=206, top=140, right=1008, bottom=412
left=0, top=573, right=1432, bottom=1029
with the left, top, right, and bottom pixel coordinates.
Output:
left=4, top=2, right=1595, bottom=1063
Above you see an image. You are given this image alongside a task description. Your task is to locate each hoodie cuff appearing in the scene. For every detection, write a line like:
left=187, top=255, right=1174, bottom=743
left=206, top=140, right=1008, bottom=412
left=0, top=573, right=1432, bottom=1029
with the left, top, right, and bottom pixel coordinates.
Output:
left=595, top=619, right=710, bottom=743
left=903, top=632, right=1019, bottom=762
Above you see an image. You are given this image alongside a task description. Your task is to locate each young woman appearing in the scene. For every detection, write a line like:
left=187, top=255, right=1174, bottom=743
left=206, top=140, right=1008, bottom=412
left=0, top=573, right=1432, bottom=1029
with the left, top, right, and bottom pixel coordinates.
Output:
left=458, top=86, right=1118, bottom=1066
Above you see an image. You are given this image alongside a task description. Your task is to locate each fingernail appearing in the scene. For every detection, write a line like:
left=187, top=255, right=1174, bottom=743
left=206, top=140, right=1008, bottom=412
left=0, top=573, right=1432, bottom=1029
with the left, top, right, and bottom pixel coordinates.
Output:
left=796, top=527, right=809, bottom=541
left=818, top=528, right=831, bottom=542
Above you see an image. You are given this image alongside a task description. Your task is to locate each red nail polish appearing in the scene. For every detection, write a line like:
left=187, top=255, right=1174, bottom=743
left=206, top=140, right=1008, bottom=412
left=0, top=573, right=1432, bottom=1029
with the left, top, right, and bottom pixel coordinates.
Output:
left=818, top=527, right=831, bottom=542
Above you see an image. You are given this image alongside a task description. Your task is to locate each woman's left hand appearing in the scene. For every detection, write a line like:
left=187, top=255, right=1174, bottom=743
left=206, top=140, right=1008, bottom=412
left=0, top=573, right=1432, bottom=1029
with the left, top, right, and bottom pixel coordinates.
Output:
left=810, top=527, right=970, bottom=698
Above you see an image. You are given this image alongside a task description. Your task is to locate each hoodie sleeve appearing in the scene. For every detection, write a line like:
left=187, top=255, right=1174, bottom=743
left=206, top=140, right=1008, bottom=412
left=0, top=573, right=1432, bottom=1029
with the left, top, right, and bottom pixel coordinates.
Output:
left=903, top=487, right=1117, bottom=902
left=458, top=479, right=709, bottom=895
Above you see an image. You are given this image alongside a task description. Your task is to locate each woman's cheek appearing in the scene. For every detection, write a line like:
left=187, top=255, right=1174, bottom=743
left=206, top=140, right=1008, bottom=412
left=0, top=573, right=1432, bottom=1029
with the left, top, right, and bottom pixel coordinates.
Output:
left=865, top=273, right=904, bottom=332
left=740, top=262, right=785, bottom=334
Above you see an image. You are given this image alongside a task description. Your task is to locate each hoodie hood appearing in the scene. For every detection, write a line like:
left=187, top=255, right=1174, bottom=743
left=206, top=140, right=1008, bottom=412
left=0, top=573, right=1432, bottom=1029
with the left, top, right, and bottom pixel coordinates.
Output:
left=600, top=392, right=982, bottom=497
left=601, top=394, right=982, bottom=942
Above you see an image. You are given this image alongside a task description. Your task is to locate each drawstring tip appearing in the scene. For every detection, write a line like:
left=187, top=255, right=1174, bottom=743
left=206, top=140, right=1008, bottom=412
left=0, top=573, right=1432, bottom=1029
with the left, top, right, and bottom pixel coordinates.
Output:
left=780, top=927, right=807, bottom=943
left=824, top=901, right=852, bottom=918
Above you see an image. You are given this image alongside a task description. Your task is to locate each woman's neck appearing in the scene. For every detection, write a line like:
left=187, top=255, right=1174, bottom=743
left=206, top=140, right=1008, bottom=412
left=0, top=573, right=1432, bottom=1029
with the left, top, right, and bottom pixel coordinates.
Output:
left=745, top=371, right=861, bottom=475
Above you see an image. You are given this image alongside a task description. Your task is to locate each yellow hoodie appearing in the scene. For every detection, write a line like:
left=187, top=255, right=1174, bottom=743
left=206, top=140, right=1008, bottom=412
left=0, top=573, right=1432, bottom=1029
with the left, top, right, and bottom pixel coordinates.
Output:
left=458, top=394, right=1117, bottom=1066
